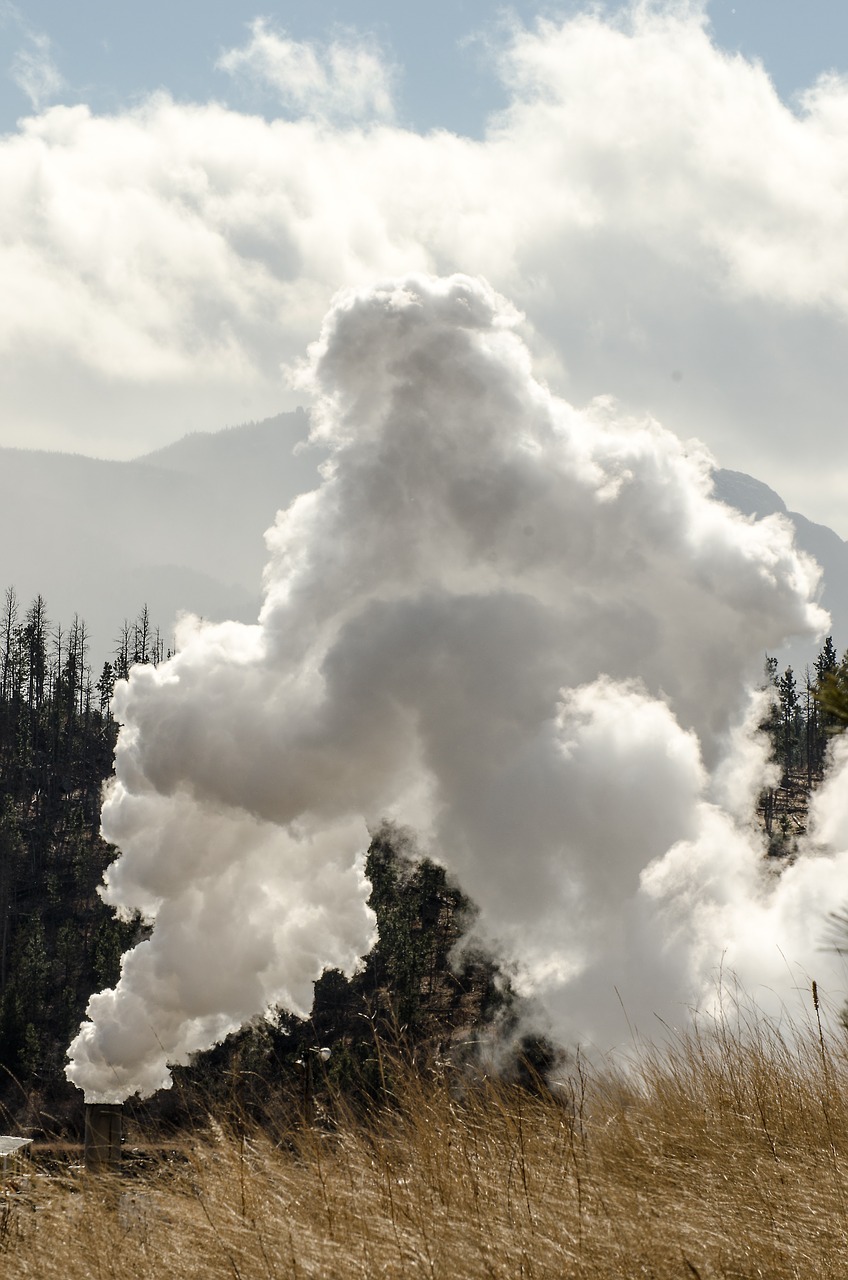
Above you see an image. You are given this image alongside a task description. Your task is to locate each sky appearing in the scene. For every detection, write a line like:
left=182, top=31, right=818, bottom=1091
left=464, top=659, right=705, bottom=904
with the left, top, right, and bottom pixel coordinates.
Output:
left=2, top=1, right=848, bottom=531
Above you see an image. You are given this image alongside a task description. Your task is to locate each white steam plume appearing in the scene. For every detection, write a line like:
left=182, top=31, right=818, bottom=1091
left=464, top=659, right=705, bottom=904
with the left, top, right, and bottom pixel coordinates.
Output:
left=68, top=274, right=842, bottom=1101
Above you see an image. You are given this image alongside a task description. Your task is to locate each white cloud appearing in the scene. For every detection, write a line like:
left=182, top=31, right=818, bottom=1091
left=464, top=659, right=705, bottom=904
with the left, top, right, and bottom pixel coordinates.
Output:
left=216, top=19, right=396, bottom=124
left=9, top=31, right=65, bottom=112
left=1, top=6, right=848, bottom=527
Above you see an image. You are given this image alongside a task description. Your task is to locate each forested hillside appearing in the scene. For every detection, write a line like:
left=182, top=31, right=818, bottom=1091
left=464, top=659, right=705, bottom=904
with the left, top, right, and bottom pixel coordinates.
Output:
left=0, top=589, right=141, bottom=1128
left=0, top=585, right=845, bottom=1136
left=759, top=636, right=847, bottom=847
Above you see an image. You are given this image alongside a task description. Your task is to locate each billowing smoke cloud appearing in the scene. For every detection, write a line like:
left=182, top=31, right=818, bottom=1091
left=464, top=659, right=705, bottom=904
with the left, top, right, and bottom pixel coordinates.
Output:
left=68, top=274, right=842, bottom=1100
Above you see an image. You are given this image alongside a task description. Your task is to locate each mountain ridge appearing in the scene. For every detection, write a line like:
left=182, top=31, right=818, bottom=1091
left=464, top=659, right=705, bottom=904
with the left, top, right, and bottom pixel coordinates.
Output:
left=0, top=415, right=843, bottom=672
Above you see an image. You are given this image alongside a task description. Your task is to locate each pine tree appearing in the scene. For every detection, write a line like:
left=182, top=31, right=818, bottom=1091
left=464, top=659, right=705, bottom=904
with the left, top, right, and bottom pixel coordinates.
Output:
left=776, top=666, right=802, bottom=780
left=815, top=644, right=848, bottom=735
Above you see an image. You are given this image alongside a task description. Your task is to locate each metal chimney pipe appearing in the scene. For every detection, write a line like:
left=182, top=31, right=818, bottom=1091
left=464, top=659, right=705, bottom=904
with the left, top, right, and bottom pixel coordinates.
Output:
left=84, top=1103, right=122, bottom=1173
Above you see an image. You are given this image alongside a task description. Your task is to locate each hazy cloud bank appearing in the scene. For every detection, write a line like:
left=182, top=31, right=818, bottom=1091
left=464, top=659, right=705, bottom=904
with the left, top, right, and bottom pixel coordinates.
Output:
left=2, top=4, right=848, bottom=528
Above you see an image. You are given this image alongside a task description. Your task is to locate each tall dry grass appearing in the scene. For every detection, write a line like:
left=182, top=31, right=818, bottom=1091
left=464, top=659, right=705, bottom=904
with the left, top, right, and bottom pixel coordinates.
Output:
left=5, top=1006, right=848, bottom=1278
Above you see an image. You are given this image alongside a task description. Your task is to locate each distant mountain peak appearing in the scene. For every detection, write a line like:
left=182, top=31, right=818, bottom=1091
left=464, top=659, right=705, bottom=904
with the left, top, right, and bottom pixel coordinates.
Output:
left=1, top=423, right=845, bottom=674
left=136, top=408, right=312, bottom=474
left=712, top=469, right=787, bottom=520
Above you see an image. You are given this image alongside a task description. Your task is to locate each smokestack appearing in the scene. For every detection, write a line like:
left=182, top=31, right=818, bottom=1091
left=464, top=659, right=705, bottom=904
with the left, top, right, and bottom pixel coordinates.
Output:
left=84, top=1103, right=122, bottom=1173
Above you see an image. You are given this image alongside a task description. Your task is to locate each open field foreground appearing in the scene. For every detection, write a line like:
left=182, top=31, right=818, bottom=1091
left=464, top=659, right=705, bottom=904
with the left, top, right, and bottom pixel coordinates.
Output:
left=5, top=1015, right=848, bottom=1279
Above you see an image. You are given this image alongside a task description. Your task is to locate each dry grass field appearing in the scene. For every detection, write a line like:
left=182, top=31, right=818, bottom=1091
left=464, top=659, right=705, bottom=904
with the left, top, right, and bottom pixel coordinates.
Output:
left=4, top=1003, right=848, bottom=1279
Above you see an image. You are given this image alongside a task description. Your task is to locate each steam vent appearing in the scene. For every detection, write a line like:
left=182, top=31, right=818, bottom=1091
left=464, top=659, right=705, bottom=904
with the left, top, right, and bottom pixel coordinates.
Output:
left=84, top=1103, right=122, bottom=1173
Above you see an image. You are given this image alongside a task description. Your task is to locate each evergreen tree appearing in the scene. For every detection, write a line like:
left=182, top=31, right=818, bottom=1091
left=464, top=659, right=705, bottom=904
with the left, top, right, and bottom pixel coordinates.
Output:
left=95, top=661, right=116, bottom=715
left=1, top=586, right=18, bottom=703
left=776, top=665, right=802, bottom=780
left=815, top=636, right=839, bottom=685
left=23, top=594, right=48, bottom=712
left=815, top=645, right=848, bottom=734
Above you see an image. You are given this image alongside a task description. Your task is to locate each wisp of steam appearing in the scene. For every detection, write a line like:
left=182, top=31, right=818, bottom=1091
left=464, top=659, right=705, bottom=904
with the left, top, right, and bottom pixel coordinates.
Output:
left=67, top=274, right=848, bottom=1102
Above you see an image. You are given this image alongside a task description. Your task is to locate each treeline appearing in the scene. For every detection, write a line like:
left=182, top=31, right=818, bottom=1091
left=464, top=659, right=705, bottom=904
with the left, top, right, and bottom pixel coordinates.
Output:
left=0, top=590, right=169, bottom=1127
left=760, top=636, right=848, bottom=848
